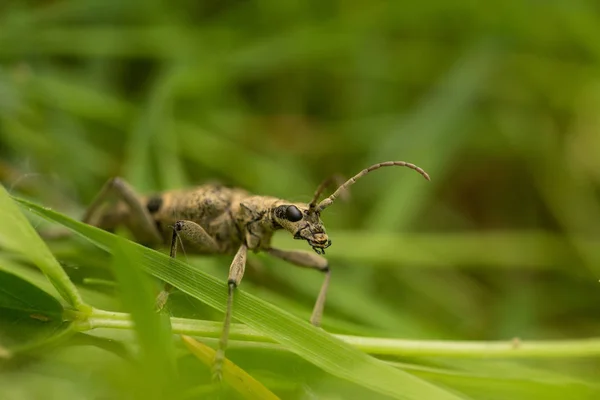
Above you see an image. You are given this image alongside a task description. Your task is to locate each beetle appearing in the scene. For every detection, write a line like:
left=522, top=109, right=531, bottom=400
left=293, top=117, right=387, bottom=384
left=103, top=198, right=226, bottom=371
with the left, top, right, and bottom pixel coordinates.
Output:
left=80, top=161, right=430, bottom=379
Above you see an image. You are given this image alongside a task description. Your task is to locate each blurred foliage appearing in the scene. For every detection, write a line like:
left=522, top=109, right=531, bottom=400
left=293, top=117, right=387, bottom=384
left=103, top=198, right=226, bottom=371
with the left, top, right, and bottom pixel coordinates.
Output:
left=2, top=0, right=600, bottom=399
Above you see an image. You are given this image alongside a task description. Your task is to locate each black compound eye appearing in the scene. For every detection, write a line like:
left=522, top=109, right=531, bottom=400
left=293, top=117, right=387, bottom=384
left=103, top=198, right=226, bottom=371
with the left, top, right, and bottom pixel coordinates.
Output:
left=285, top=205, right=303, bottom=222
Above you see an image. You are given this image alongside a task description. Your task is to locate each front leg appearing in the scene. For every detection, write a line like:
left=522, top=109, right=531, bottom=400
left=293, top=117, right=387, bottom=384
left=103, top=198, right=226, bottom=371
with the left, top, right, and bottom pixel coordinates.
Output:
left=213, top=243, right=247, bottom=382
left=160, top=221, right=248, bottom=383
left=266, top=248, right=330, bottom=327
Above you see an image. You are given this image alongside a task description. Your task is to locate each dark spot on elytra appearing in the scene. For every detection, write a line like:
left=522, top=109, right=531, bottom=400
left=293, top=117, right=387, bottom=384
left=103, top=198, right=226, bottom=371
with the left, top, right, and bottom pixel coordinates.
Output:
left=146, top=195, right=163, bottom=214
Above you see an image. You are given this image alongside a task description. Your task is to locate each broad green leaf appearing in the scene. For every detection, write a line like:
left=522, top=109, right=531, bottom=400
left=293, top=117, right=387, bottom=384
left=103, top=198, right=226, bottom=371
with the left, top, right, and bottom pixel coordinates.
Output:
left=16, top=197, right=465, bottom=400
left=0, top=254, right=118, bottom=312
left=0, top=269, right=72, bottom=352
left=0, top=269, right=62, bottom=317
left=0, top=184, right=87, bottom=310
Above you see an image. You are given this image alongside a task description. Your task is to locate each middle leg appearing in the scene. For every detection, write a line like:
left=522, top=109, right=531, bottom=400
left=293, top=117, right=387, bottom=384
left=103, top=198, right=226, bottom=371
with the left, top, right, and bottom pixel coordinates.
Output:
left=156, top=220, right=220, bottom=310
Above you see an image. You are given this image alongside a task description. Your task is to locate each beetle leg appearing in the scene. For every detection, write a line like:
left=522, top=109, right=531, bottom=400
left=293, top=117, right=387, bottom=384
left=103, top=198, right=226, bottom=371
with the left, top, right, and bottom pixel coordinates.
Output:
left=156, top=220, right=220, bottom=310
left=266, top=247, right=330, bottom=327
left=82, top=177, right=162, bottom=245
left=212, top=243, right=247, bottom=382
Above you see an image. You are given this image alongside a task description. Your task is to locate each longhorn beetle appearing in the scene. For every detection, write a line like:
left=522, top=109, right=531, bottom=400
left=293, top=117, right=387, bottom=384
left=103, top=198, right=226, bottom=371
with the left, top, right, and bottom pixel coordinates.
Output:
left=81, top=161, right=430, bottom=379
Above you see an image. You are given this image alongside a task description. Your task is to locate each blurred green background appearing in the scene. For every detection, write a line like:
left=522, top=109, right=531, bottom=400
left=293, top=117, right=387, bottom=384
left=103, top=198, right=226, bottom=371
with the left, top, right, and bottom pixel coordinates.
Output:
left=2, top=0, right=600, bottom=399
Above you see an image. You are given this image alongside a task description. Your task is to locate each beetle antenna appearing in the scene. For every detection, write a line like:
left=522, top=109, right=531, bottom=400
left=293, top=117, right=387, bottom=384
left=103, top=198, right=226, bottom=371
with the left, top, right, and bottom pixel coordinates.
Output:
left=308, top=174, right=347, bottom=214
left=317, top=161, right=430, bottom=212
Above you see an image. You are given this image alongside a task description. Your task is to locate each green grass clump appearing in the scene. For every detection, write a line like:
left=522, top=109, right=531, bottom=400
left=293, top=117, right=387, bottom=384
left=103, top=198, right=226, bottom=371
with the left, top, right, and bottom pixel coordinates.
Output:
left=2, top=1, right=600, bottom=399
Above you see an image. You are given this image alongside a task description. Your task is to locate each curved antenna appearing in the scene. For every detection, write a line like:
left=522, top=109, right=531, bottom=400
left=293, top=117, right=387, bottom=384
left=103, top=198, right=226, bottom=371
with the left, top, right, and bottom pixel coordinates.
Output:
left=317, top=161, right=430, bottom=212
left=308, top=174, right=348, bottom=214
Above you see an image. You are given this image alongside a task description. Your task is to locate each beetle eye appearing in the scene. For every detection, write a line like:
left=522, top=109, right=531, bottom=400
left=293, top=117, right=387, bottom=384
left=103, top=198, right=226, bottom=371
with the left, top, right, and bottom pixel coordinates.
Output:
left=285, top=205, right=303, bottom=222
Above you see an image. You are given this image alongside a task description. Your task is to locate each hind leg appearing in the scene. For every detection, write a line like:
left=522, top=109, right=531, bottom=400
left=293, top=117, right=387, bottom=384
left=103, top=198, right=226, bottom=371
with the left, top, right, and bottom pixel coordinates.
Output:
left=82, top=177, right=162, bottom=246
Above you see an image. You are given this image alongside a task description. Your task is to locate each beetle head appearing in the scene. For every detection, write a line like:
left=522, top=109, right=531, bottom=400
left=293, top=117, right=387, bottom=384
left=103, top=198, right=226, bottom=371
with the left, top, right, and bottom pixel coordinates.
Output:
left=272, top=203, right=331, bottom=254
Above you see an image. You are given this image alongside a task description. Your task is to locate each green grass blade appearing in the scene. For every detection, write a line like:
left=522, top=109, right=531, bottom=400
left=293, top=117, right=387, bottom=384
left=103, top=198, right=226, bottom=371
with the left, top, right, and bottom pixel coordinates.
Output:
left=16, top=197, right=466, bottom=400
left=84, top=312, right=600, bottom=359
left=0, top=185, right=86, bottom=310
left=110, top=238, right=177, bottom=397
left=182, top=335, right=280, bottom=400
left=149, top=70, right=188, bottom=190
left=391, top=360, right=598, bottom=400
